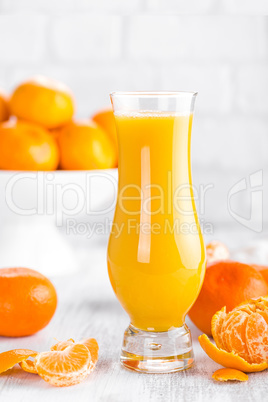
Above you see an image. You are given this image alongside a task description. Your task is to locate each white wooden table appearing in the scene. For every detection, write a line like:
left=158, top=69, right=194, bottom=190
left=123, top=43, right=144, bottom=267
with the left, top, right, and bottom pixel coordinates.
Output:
left=1, top=235, right=268, bottom=402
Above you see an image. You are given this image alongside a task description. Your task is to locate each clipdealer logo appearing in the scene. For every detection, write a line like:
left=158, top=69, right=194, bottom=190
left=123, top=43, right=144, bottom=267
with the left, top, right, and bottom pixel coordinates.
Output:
left=3, top=170, right=264, bottom=235
left=4, top=171, right=118, bottom=226
left=227, top=170, right=263, bottom=233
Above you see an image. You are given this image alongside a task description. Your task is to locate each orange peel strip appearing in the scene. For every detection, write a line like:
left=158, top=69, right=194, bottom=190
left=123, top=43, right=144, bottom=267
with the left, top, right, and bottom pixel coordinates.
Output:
left=199, top=334, right=268, bottom=373
left=212, top=368, right=248, bottom=382
left=19, top=359, right=38, bottom=374
left=0, top=349, right=38, bottom=374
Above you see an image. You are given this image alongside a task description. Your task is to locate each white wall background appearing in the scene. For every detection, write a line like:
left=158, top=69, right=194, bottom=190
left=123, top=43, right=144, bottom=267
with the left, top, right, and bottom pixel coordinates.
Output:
left=0, top=0, right=267, bottom=246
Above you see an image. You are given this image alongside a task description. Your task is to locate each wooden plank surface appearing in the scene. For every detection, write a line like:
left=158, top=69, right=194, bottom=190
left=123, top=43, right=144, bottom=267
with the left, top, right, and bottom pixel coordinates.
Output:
left=0, top=239, right=268, bottom=402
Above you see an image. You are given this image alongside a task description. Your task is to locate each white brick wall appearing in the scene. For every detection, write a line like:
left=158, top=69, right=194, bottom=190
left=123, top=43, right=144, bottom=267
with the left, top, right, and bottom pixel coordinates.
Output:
left=1, top=0, right=143, bottom=13
left=160, top=64, right=232, bottom=114
left=146, top=0, right=268, bottom=15
left=1, top=0, right=75, bottom=12
left=146, top=0, right=214, bottom=14
left=236, top=65, right=268, bottom=114
left=222, top=0, right=268, bottom=15
left=0, top=15, right=47, bottom=63
left=192, top=117, right=268, bottom=170
left=0, top=1, right=267, bottom=232
left=51, top=15, right=122, bottom=61
left=2, top=0, right=268, bottom=15
left=126, top=16, right=266, bottom=61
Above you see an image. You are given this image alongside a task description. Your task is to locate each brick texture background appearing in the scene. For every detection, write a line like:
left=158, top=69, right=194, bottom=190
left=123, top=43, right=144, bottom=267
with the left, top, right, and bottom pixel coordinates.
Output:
left=0, top=0, right=267, bottom=241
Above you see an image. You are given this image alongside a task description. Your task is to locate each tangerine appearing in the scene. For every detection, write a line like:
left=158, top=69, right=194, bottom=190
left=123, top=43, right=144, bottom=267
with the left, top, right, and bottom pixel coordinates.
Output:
left=0, top=120, right=59, bottom=170
left=10, top=76, right=74, bottom=129
left=0, top=267, right=57, bottom=337
left=188, top=261, right=268, bottom=335
left=58, top=120, right=117, bottom=170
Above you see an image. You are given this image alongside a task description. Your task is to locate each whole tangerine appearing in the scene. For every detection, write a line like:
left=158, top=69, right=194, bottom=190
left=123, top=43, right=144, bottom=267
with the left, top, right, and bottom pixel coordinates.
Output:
left=188, top=261, right=268, bottom=335
left=0, top=267, right=57, bottom=337
left=10, top=76, right=74, bottom=129
left=0, top=119, right=59, bottom=170
left=58, top=120, right=117, bottom=170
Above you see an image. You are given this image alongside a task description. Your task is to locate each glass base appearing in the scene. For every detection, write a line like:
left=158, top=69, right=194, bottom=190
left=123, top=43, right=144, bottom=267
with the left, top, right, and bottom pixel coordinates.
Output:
left=121, top=324, right=194, bottom=374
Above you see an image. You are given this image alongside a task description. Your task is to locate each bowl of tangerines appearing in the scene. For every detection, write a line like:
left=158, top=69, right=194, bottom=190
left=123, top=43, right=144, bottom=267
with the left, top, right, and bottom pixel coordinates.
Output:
left=0, top=76, right=119, bottom=273
left=0, top=76, right=119, bottom=216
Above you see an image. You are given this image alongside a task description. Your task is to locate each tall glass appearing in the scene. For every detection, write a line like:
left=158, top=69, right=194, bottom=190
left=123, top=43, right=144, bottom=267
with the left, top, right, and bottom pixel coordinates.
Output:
left=107, top=92, right=206, bottom=373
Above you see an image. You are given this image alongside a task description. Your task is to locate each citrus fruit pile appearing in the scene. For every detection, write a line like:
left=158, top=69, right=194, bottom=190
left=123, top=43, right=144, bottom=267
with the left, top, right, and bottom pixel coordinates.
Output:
left=0, top=337, right=99, bottom=387
left=0, top=76, right=117, bottom=171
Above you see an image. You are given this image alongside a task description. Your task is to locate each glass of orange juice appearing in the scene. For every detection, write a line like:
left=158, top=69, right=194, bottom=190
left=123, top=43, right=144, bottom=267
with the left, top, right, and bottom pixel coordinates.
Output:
left=107, top=92, right=206, bottom=373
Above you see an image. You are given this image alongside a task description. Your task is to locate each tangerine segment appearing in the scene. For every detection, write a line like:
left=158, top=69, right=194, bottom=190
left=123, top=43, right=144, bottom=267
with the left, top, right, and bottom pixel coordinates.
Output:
left=81, top=338, right=99, bottom=366
left=198, top=334, right=268, bottom=373
left=0, top=349, right=38, bottom=374
left=212, top=368, right=248, bottom=382
left=211, top=307, right=226, bottom=350
left=245, top=313, right=268, bottom=364
left=35, top=344, right=91, bottom=387
left=221, top=310, right=250, bottom=361
left=50, top=339, right=75, bottom=351
left=51, top=338, right=98, bottom=368
left=19, top=359, right=37, bottom=374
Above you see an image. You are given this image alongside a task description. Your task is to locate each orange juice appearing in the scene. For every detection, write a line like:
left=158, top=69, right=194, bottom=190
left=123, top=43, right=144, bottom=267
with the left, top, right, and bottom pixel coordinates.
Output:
left=107, top=112, right=206, bottom=332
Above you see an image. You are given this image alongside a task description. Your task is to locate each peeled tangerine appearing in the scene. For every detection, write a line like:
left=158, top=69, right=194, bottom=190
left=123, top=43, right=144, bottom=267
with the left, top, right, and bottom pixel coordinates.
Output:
left=199, top=297, right=268, bottom=373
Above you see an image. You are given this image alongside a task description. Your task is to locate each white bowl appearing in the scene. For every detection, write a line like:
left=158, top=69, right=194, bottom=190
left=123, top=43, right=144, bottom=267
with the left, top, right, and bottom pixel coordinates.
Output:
left=0, top=169, right=118, bottom=276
